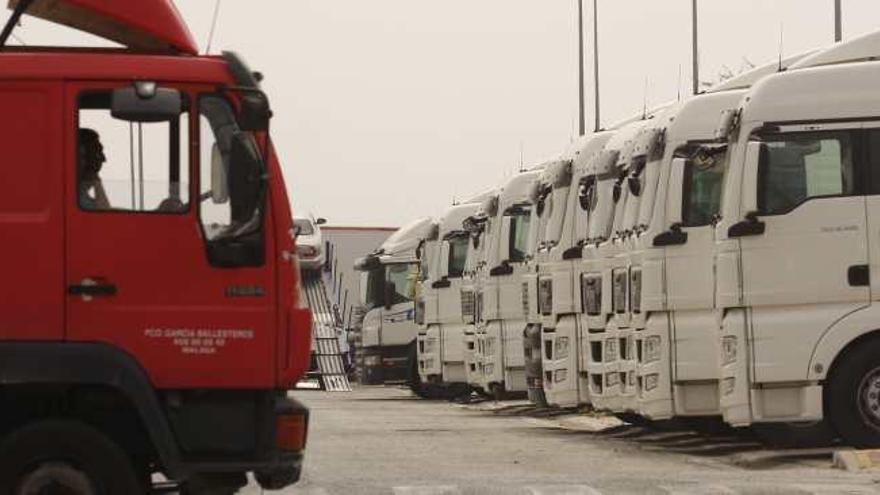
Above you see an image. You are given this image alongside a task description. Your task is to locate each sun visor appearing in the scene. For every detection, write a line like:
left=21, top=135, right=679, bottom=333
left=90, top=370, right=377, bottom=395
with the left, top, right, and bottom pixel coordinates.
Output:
left=10, top=0, right=199, bottom=54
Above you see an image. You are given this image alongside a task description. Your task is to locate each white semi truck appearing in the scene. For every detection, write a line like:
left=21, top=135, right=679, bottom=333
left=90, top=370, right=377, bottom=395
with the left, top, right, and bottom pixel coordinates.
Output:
left=715, top=31, right=880, bottom=445
left=416, top=198, right=487, bottom=398
left=472, top=170, right=544, bottom=398
left=355, top=217, right=434, bottom=388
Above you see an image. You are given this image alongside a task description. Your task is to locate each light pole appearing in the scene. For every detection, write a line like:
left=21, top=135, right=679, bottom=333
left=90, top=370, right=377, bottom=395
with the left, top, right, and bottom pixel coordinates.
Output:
left=692, top=0, right=699, bottom=95
left=834, top=0, right=842, bottom=42
left=578, top=0, right=586, bottom=136
left=592, top=0, right=600, bottom=132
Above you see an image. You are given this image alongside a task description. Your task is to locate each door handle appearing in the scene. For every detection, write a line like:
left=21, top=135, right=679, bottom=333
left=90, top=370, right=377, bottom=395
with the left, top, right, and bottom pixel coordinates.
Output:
left=68, top=279, right=117, bottom=298
left=848, top=265, right=870, bottom=287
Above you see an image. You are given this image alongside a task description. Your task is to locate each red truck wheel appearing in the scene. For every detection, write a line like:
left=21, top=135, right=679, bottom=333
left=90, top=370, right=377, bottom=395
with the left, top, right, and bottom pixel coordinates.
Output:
left=0, top=420, right=143, bottom=495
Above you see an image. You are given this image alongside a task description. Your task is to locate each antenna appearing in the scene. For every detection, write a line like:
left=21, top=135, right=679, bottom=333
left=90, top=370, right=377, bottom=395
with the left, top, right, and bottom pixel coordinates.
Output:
left=205, top=0, right=223, bottom=55
left=777, top=22, right=784, bottom=71
left=519, top=141, right=525, bottom=172
left=642, top=77, right=649, bottom=119
left=677, top=64, right=682, bottom=102
left=691, top=0, right=699, bottom=95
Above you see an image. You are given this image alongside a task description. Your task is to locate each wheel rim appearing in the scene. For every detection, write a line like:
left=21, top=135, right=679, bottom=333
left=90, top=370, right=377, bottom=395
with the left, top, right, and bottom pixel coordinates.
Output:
left=857, top=366, right=880, bottom=433
left=16, top=462, right=96, bottom=495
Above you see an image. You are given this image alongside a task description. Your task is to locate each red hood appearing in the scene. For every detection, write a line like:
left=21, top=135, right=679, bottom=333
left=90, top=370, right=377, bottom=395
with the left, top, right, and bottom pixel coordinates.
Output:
left=10, top=0, right=199, bottom=55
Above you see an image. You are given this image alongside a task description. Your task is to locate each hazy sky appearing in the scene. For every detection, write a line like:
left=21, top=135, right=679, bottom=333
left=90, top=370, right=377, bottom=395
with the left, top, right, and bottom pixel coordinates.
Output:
left=9, top=1, right=880, bottom=226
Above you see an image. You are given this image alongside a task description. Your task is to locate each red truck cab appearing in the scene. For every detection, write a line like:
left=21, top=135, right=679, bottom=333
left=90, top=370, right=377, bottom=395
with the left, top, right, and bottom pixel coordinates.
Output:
left=0, top=1, right=311, bottom=493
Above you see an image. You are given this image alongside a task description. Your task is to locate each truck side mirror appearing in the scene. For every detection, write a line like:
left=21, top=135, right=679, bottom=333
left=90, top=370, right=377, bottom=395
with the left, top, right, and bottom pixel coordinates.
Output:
left=228, top=132, right=264, bottom=223
left=111, top=83, right=182, bottom=122
left=210, top=143, right=229, bottom=204
left=742, top=141, right=763, bottom=215
left=666, top=158, right=686, bottom=226
left=316, top=218, right=327, bottom=225
left=439, top=241, right=451, bottom=277
left=237, top=91, right=272, bottom=131
left=383, top=281, right=396, bottom=310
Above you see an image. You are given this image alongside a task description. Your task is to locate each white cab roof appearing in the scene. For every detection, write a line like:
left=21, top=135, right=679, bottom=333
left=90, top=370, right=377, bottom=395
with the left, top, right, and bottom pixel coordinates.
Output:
left=790, top=29, right=880, bottom=70
left=379, top=216, right=435, bottom=259
left=743, top=60, right=880, bottom=125
left=666, top=90, right=748, bottom=144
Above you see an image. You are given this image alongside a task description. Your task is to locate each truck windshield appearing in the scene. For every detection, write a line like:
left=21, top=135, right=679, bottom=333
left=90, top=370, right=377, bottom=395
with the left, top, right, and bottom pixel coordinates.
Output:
left=387, top=263, right=418, bottom=306
left=362, top=265, right=386, bottom=309
left=294, top=219, right=315, bottom=236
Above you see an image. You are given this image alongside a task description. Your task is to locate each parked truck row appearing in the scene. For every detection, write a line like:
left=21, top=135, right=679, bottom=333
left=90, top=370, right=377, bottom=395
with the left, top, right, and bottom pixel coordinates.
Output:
left=358, top=30, right=880, bottom=447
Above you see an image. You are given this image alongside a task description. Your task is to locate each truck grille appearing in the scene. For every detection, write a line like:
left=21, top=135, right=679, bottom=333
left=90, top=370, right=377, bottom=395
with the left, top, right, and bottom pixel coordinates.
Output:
left=613, top=268, right=628, bottom=314
left=522, top=282, right=530, bottom=317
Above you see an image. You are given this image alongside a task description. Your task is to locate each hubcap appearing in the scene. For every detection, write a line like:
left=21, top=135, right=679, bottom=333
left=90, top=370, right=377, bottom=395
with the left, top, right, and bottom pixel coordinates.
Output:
left=17, top=463, right=96, bottom=495
left=857, top=366, right=880, bottom=432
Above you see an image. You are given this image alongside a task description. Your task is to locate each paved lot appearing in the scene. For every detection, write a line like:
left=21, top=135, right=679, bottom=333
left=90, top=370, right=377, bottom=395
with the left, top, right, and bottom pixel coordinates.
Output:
left=243, top=386, right=880, bottom=495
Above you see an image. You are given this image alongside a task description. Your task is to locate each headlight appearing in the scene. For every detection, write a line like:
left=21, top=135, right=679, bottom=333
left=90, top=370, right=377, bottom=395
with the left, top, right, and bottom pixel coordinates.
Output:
left=644, top=373, right=659, bottom=391
left=630, top=267, right=642, bottom=314
left=422, top=358, right=435, bottom=370
left=581, top=273, right=602, bottom=316
left=605, top=338, right=618, bottom=361
left=538, top=278, right=553, bottom=316
left=613, top=269, right=628, bottom=314
left=522, top=282, right=530, bottom=317
left=722, top=377, right=736, bottom=396
left=555, top=336, right=570, bottom=360
left=643, top=335, right=661, bottom=363
left=722, top=336, right=737, bottom=365
left=297, top=245, right=318, bottom=258
left=555, top=369, right=568, bottom=383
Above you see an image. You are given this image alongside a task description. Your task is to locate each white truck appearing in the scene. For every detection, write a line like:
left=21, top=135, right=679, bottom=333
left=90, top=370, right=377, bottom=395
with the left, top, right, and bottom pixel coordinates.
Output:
left=416, top=198, right=487, bottom=398
left=471, top=170, right=543, bottom=398
left=355, top=217, right=434, bottom=389
left=536, top=134, right=615, bottom=408
left=716, top=31, right=880, bottom=446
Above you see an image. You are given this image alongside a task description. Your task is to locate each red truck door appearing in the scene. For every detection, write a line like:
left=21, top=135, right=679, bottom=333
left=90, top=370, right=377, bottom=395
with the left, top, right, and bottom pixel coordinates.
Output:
left=64, top=82, right=279, bottom=389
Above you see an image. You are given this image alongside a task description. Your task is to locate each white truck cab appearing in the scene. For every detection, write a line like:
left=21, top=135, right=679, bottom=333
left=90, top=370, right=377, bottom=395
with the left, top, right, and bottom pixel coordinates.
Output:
left=416, top=199, right=487, bottom=398
left=355, top=217, right=434, bottom=387
left=474, top=170, right=543, bottom=398
left=580, top=119, right=651, bottom=412
left=716, top=31, right=880, bottom=446
left=538, top=134, right=615, bottom=408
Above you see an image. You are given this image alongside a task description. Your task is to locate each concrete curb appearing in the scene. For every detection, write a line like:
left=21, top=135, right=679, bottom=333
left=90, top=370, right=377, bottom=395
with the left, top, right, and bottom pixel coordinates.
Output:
left=832, top=449, right=878, bottom=471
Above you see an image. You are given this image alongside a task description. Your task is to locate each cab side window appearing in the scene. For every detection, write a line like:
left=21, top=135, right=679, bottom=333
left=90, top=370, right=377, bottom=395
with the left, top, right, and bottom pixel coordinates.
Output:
left=447, top=236, right=468, bottom=278
left=758, top=132, right=856, bottom=215
left=681, top=149, right=726, bottom=227
left=508, top=209, right=531, bottom=263
left=77, top=92, right=189, bottom=213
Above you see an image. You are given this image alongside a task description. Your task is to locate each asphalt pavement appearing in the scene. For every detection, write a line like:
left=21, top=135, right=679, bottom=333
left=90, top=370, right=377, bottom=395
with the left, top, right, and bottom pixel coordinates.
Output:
left=242, top=386, right=880, bottom=495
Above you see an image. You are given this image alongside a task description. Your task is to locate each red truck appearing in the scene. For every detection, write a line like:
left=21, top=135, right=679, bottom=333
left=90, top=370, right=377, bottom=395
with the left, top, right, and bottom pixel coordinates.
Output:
left=0, top=1, right=312, bottom=493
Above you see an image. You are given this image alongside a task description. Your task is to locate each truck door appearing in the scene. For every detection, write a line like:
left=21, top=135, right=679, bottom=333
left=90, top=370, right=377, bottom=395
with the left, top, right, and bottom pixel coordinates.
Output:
left=64, top=83, right=278, bottom=389
left=381, top=262, right=419, bottom=348
left=665, top=150, right=726, bottom=390
left=738, top=126, right=869, bottom=384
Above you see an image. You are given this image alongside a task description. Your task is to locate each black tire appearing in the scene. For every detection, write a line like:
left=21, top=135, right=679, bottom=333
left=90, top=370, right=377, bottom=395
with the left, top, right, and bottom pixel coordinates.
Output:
left=826, top=339, right=880, bottom=447
left=0, top=419, right=143, bottom=495
left=407, top=342, right=434, bottom=399
left=613, top=412, right=654, bottom=428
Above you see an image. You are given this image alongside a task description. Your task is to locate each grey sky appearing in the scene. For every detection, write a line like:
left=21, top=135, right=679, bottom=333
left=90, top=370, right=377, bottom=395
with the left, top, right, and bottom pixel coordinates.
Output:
left=10, top=1, right=880, bottom=226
